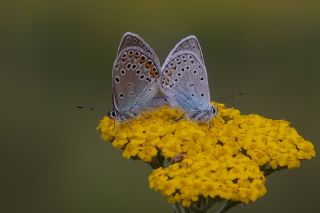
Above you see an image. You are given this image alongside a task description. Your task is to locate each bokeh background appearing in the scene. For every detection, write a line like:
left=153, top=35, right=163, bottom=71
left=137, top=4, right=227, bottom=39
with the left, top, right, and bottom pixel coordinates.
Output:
left=1, top=1, right=319, bottom=212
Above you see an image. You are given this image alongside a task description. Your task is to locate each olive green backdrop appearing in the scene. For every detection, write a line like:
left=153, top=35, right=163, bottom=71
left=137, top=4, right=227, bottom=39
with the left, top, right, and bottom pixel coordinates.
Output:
left=1, top=0, right=319, bottom=213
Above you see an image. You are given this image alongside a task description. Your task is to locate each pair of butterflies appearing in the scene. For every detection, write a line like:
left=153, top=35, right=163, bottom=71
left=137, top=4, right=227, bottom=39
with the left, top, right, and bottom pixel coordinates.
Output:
left=109, top=32, right=217, bottom=123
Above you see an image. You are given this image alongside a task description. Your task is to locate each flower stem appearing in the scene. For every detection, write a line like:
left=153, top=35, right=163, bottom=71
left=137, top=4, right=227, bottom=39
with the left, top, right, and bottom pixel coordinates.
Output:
left=217, top=201, right=240, bottom=213
left=172, top=198, right=221, bottom=213
left=172, top=203, right=189, bottom=213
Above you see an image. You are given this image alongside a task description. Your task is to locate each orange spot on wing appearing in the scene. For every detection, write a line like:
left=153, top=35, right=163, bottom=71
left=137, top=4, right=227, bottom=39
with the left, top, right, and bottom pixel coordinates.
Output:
left=150, top=67, right=159, bottom=78
left=145, top=60, right=153, bottom=68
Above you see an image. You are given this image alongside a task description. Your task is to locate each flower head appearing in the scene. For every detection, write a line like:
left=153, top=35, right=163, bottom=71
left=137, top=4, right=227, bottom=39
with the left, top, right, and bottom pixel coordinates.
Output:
left=97, top=102, right=315, bottom=206
left=149, top=153, right=266, bottom=206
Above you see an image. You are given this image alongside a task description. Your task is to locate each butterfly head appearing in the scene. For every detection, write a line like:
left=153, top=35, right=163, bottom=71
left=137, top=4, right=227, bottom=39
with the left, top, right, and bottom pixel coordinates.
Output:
left=107, top=108, right=126, bottom=121
left=189, top=105, right=217, bottom=123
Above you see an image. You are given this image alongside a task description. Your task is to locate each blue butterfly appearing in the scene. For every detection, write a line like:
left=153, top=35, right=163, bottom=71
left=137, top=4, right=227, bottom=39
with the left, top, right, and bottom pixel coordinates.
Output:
left=109, top=32, right=216, bottom=123
left=109, top=32, right=162, bottom=121
left=160, top=35, right=217, bottom=122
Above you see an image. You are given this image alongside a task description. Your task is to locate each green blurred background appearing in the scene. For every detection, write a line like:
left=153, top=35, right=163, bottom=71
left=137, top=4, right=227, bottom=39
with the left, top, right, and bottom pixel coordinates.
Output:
left=1, top=0, right=319, bottom=212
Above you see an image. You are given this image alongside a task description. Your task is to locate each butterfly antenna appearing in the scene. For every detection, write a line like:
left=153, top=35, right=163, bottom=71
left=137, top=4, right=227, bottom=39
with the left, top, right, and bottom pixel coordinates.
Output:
left=76, top=105, right=108, bottom=110
left=216, top=92, right=245, bottom=101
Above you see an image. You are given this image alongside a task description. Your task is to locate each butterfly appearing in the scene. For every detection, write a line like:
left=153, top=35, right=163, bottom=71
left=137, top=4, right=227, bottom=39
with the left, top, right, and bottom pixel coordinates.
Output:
left=109, top=32, right=216, bottom=123
left=109, top=32, right=162, bottom=121
left=160, top=35, right=217, bottom=122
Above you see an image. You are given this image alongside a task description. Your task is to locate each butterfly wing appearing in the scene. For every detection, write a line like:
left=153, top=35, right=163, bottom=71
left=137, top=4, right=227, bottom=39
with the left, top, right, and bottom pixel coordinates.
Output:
left=112, top=32, right=160, bottom=119
left=163, top=35, right=204, bottom=66
left=117, top=32, right=160, bottom=65
left=161, top=36, right=215, bottom=122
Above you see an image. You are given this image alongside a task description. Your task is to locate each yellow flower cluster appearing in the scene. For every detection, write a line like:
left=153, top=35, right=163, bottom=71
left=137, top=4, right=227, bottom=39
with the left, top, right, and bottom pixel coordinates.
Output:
left=223, top=114, right=315, bottom=169
left=97, top=102, right=316, bottom=206
left=97, top=103, right=315, bottom=168
left=149, top=153, right=266, bottom=206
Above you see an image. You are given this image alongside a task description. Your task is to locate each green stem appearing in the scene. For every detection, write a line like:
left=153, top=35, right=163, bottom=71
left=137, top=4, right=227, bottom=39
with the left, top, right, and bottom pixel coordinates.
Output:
left=205, top=198, right=218, bottom=211
left=190, top=197, right=205, bottom=213
left=217, top=201, right=240, bottom=213
left=172, top=203, right=189, bottom=213
left=172, top=198, right=221, bottom=213
left=263, top=167, right=286, bottom=176
left=148, top=149, right=165, bottom=169
left=172, top=203, right=182, bottom=213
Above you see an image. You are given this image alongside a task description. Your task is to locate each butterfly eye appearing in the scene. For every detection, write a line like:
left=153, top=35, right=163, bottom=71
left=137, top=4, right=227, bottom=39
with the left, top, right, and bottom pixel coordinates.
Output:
left=201, top=94, right=204, bottom=97
left=139, top=55, right=146, bottom=63
left=126, top=63, right=131, bottom=69
left=175, top=57, right=181, bottom=64
left=119, top=93, right=124, bottom=98
left=181, top=55, right=187, bottom=62
left=186, top=66, right=190, bottom=70
left=136, top=70, right=141, bottom=75
left=132, top=64, right=137, bottom=70
left=120, top=69, right=126, bottom=75
left=193, top=70, right=197, bottom=74
left=140, top=74, right=145, bottom=79
left=200, top=77, right=204, bottom=81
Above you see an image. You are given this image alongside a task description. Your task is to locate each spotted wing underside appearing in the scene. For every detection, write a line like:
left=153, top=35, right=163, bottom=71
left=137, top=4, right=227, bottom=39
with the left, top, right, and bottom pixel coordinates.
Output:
left=112, top=32, right=160, bottom=116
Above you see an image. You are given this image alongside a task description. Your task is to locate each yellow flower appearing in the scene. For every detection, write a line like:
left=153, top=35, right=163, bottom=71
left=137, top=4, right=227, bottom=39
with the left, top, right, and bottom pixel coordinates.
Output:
left=97, top=102, right=316, bottom=208
left=148, top=153, right=266, bottom=206
left=97, top=103, right=315, bottom=167
left=97, top=116, right=118, bottom=141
